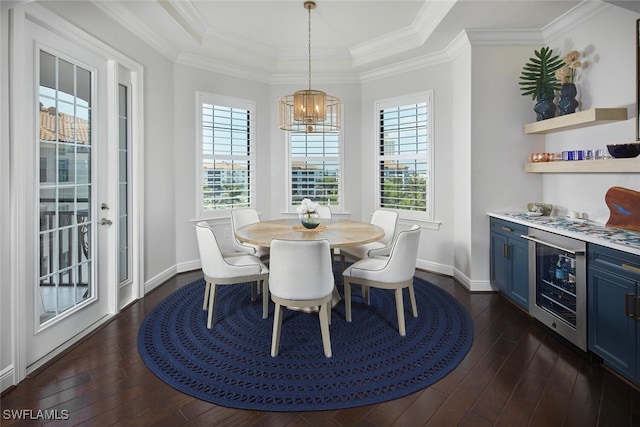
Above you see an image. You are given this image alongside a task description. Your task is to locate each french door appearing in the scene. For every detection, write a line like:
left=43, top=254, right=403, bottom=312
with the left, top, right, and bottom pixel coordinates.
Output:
left=24, top=19, right=121, bottom=368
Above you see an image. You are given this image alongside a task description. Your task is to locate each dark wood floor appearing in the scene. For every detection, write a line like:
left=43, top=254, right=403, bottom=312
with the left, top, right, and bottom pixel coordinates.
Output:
left=2, top=269, right=639, bottom=426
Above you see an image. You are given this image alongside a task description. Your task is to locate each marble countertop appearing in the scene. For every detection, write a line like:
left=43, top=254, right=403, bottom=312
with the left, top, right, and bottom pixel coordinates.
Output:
left=488, top=212, right=640, bottom=257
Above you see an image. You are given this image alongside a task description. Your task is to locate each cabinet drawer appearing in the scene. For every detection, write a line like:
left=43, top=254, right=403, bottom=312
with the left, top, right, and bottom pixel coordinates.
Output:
left=588, top=243, right=640, bottom=281
left=490, top=218, right=528, bottom=240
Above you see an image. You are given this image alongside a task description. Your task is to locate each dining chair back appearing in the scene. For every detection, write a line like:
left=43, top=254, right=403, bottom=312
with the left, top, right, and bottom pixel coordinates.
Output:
left=340, top=209, right=399, bottom=268
left=195, top=222, right=269, bottom=328
left=316, top=205, right=332, bottom=219
left=343, top=225, right=421, bottom=336
left=230, top=208, right=270, bottom=260
left=268, top=238, right=334, bottom=358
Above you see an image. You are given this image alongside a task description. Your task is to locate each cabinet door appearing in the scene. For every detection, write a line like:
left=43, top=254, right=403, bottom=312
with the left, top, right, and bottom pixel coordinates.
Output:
left=588, top=267, right=637, bottom=381
left=509, top=237, right=529, bottom=310
left=490, top=231, right=508, bottom=292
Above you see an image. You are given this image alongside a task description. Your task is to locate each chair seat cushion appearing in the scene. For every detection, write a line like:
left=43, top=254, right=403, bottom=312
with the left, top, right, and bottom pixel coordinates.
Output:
left=343, top=256, right=412, bottom=283
left=341, top=241, right=387, bottom=260
left=226, top=255, right=269, bottom=275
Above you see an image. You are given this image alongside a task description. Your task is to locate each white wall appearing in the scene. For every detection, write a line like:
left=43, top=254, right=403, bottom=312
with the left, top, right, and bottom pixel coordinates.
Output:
left=543, top=5, right=640, bottom=223
left=172, top=64, right=272, bottom=271
left=360, top=60, right=455, bottom=276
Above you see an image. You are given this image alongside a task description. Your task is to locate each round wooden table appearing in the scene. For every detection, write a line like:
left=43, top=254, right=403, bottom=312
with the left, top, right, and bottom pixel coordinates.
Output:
left=234, top=218, right=384, bottom=249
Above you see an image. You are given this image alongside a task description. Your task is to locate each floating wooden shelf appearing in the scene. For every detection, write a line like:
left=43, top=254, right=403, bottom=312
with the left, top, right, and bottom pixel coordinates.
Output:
left=524, top=108, right=628, bottom=135
left=524, top=158, right=640, bottom=173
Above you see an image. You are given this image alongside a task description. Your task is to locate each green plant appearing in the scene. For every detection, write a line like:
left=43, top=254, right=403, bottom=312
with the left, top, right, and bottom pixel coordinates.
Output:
left=519, top=47, right=564, bottom=100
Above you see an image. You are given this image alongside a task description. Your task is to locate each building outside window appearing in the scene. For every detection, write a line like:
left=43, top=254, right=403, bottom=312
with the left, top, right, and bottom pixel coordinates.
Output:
left=376, top=91, right=433, bottom=220
left=197, top=93, right=255, bottom=218
left=289, top=131, right=342, bottom=210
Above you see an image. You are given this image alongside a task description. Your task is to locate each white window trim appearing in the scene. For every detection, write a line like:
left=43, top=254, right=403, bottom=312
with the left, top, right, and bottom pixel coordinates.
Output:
left=285, top=128, right=345, bottom=213
left=195, top=92, right=256, bottom=220
left=375, top=90, right=435, bottom=223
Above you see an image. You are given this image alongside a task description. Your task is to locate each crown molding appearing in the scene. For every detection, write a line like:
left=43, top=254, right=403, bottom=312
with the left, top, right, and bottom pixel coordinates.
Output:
left=158, top=0, right=208, bottom=44
left=465, top=28, right=544, bottom=46
left=542, top=0, right=611, bottom=42
left=176, top=52, right=273, bottom=84
left=91, top=0, right=178, bottom=61
left=350, top=0, right=457, bottom=68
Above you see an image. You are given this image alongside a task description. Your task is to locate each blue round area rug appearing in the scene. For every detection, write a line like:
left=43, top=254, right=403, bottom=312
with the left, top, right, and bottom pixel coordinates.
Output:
left=137, top=271, right=473, bottom=411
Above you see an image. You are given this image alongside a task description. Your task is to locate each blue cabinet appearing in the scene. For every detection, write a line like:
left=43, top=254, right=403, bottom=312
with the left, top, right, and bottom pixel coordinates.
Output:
left=588, top=244, right=640, bottom=385
left=490, top=218, right=529, bottom=310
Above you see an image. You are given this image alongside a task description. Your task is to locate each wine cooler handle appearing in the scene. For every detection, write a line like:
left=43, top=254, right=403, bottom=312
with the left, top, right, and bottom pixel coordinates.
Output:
left=520, top=235, right=585, bottom=255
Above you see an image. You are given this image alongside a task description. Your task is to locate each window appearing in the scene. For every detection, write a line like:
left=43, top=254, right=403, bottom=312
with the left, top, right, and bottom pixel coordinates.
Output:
left=289, top=131, right=342, bottom=210
left=197, top=93, right=255, bottom=218
left=376, top=91, right=433, bottom=220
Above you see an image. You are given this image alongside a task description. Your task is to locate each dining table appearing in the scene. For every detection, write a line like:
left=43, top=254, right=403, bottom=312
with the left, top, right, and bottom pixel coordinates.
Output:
left=234, top=218, right=385, bottom=249
left=234, top=218, right=385, bottom=310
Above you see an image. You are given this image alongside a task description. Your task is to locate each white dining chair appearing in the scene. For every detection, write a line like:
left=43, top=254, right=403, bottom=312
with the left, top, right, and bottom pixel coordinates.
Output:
left=340, top=209, right=398, bottom=270
left=343, top=225, right=421, bottom=336
left=230, top=208, right=270, bottom=261
left=195, top=222, right=270, bottom=329
left=316, top=205, right=332, bottom=219
left=269, top=238, right=334, bottom=358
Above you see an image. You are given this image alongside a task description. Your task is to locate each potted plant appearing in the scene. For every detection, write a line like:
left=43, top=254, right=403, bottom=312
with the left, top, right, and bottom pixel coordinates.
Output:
left=519, top=46, right=563, bottom=121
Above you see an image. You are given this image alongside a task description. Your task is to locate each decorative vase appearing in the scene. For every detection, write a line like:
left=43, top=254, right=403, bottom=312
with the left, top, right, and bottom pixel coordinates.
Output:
left=558, top=83, right=578, bottom=115
left=534, top=94, right=556, bottom=121
left=300, top=211, right=320, bottom=229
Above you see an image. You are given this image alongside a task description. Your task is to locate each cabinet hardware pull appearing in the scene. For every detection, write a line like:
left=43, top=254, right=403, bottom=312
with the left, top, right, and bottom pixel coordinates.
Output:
left=501, top=226, right=513, bottom=232
left=625, top=294, right=635, bottom=318
left=621, top=263, right=640, bottom=274
left=503, top=243, right=509, bottom=259
left=636, top=296, right=640, bottom=321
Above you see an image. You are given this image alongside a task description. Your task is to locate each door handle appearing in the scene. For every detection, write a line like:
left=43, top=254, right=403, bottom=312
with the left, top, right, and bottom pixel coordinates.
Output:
left=101, top=203, right=110, bottom=210
left=100, top=218, right=112, bottom=226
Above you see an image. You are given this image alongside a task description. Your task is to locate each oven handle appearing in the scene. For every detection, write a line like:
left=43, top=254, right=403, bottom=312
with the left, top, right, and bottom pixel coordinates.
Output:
left=520, top=234, right=585, bottom=255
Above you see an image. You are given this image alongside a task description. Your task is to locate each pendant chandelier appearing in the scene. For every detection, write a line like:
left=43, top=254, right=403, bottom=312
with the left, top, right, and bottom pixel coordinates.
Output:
left=279, top=1, right=341, bottom=133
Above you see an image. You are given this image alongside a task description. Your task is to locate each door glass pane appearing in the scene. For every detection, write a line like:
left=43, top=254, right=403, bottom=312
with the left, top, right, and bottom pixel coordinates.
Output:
left=118, top=84, right=130, bottom=284
left=38, top=50, right=93, bottom=325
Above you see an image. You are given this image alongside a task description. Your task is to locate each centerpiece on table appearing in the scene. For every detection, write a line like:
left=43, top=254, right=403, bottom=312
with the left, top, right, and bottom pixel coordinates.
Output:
left=555, top=50, right=583, bottom=115
left=297, top=198, right=321, bottom=229
left=519, top=46, right=563, bottom=121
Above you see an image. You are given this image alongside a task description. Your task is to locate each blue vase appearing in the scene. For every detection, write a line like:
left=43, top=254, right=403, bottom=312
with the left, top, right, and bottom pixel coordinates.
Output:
left=300, top=212, right=320, bottom=229
left=558, top=83, right=578, bottom=115
left=534, top=94, right=556, bottom=121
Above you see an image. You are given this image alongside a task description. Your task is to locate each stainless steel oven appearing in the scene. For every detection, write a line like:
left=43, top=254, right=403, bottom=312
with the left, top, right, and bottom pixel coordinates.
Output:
left=522, top=228, right=587, bottom=351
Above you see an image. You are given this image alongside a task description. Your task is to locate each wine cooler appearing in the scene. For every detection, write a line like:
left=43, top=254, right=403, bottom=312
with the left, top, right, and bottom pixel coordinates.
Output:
left=522, top=228, right=587, bottom=351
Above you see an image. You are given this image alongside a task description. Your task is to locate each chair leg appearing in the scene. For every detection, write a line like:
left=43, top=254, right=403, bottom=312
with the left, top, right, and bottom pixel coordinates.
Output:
left=344, top=278, right=352, bottom=322
left=203, top=281, right=210, bottom=310
left=262, top=278, right=269, bottom=319
left=319, top=303, right=332, bottom=358
left=340, top=253, right=346, bottom=272
left=408, top=283, right=418, bottom=318
left=271, top=303, right=283, bottom=357
left=207, top=283, right=218, bottom=329
left=251, top=281, right=257, bottom=302
left=394, top=288, right=406, bottom=336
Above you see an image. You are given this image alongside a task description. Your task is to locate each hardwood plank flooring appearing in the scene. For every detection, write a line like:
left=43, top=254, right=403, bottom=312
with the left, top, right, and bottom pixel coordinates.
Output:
left=2, top=269, right=639, bottom=426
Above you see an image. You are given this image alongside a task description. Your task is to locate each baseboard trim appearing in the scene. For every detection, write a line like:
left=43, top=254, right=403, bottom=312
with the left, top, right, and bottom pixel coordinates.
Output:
left=144, top=265, right=177, bottom=294
left=1, top=365, right=15, bottom=393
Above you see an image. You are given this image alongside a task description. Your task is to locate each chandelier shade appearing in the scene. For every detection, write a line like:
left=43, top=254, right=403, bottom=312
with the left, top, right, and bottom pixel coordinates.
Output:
left=278, top=1, right=342, bottom=133
left=279, top=89, right=341, bottom=133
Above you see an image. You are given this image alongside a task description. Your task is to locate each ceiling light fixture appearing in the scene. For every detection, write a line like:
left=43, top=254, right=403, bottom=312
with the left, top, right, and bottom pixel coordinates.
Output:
left=278, top=1, right=341, bottom=133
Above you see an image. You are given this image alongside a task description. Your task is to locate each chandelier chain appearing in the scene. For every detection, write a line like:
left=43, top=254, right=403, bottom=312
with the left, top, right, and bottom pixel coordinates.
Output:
left=307, top=2, right=312, bottom=90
